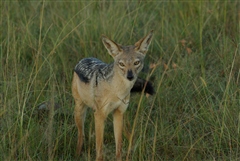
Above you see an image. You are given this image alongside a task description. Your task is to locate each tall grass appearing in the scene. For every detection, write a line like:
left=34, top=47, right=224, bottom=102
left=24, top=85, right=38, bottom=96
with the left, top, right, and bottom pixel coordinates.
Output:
left=1, top=1, right=240, bottom=160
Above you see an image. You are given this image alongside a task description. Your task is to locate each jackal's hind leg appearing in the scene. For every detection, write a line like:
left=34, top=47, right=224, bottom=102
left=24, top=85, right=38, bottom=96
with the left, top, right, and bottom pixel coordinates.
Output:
left=74, top=99, right=87, bottom=156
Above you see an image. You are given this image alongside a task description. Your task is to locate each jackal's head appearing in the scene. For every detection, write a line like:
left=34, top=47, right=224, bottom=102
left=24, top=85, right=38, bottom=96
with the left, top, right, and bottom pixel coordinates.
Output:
left=102, top=30, right=153, bottom=81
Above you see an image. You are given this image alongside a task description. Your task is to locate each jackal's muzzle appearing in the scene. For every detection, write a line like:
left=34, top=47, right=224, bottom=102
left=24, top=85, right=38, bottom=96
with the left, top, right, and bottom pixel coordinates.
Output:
left=127, top=70, right=134, bottom=81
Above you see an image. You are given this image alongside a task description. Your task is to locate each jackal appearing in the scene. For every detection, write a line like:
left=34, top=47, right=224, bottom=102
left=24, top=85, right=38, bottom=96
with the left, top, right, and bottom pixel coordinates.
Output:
left=72, top=30, right=154, bottom=161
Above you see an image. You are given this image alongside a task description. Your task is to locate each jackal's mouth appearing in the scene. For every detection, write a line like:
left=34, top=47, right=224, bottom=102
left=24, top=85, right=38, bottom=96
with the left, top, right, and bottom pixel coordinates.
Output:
left=127, top=76, right=134, bottom=81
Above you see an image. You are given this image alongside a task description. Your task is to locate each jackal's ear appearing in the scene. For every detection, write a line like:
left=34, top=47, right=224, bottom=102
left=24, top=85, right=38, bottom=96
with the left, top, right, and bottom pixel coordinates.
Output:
left=134, top=30, right=153, bottom=54
left=102, top=35, right=122, bottom=57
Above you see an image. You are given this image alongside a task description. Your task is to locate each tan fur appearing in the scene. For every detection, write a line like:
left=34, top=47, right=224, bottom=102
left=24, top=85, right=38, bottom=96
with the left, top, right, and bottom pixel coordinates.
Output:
left=72, top=31, right=153, bottom=161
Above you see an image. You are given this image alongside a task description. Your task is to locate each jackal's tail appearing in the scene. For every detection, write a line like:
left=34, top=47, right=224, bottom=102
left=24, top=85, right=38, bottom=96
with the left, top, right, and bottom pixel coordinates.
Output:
left=131, top=78, right=155, bottom=95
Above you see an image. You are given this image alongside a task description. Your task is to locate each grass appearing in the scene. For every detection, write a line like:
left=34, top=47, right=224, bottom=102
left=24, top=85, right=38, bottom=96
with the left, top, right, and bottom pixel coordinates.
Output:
left=1, top=1, right=240, bottom=160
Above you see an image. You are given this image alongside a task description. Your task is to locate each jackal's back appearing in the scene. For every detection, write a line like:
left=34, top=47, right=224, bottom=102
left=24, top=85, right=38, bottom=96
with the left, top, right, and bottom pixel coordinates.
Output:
left=74, top=58, right=114, bottom=84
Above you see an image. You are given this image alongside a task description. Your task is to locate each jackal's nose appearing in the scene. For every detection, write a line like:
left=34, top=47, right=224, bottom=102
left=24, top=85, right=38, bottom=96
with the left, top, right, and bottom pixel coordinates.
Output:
left=127, top=70, right=134, bottom=81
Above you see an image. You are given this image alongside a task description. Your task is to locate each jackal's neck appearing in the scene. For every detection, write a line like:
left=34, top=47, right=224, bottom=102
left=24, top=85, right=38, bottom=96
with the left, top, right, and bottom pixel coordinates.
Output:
left=97, top=63, right=114, bottom=81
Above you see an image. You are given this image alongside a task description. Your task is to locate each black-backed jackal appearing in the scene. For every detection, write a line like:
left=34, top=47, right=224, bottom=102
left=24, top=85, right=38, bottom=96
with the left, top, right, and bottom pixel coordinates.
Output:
left=72, top=31, right=154, bottom=161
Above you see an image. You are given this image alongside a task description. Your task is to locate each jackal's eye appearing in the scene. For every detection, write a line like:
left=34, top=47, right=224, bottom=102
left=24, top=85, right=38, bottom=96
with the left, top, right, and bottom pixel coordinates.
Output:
left=134, top=61, right=140, bottom=65
left=119, top=62, right=125, bottom=67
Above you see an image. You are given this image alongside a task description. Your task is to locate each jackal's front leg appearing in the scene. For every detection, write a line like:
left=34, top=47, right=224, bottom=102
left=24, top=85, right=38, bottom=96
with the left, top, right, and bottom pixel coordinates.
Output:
left=94, top=110, right=106, bottom=161
left=113, top=109, right=124, bottom=161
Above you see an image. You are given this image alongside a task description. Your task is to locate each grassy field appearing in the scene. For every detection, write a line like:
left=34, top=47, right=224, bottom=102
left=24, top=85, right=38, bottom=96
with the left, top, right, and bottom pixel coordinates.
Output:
left=1, top=1, right=240, bottom=160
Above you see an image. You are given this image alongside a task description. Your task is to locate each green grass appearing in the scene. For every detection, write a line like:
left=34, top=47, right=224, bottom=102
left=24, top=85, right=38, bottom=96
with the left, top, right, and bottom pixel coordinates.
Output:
left=1, top=1, right=240, bottom=160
